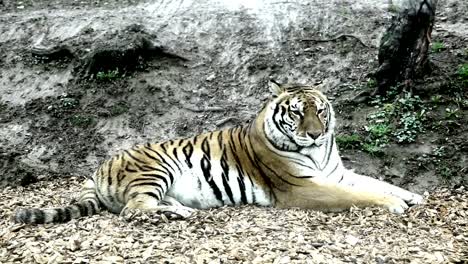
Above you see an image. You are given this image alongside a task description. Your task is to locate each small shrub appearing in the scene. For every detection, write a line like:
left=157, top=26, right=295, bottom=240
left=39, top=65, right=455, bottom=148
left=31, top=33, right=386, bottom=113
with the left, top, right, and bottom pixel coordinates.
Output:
left=385, top=85, right=400, bottom=99
left=365, top=92, right=426, bottom=148
left=444, top=108, right=460, bottom=120
left=432, top=146, right=446, bottom=158
left=110, top=102, right=129, bottom=116
left=396, top=93, right=422, bottom=112
left=431, top=42, right=445, bottom=53
left=69, top=115, right=95, bottom=128
left=394, top=112, right=425, bottom=143
left=457, top=64, right=468, bottom=85
left=362, top=142, right=385, bottom=156
left=336, top=134, right=362, bottom=149
left=96, top=68, right=120, bottom=81
left=430, top=95, right=443, bottom=104
left=60, top=98, right=79, bottom=109
left=388, top=4, right=399, bottom=13
left=367, top=123, right=391, bottom=138
left=437, top=165, right=453, bottom=179
left=390, top=93, right=426, bottom=143
left=366, top=78, right=377, bottom=88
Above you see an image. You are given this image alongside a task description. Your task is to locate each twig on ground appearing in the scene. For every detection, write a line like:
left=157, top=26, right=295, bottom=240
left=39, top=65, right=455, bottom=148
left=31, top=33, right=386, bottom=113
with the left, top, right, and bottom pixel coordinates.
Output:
left=182, top=105, right=225, bottom=113
left=215, top=117, right=239, bottom=127
left=299, top=34, right=369, bottom=48
left=30, top=45, right=75, bottom=60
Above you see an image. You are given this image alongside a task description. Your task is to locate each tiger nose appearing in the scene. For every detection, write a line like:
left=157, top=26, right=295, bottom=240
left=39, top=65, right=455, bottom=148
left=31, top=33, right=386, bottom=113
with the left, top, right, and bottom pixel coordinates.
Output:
left=307, top=132, right=321, bottom=140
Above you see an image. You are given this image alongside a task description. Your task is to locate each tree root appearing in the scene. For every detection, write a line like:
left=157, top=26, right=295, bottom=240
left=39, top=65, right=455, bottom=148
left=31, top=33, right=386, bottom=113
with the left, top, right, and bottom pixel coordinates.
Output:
left=299, top=34, right=369, bottom=48
left=182, top=105, right=225, bottom=113
left=30, top=45, right=75, bottom=61
left=215, top=117, right=240, bottom=127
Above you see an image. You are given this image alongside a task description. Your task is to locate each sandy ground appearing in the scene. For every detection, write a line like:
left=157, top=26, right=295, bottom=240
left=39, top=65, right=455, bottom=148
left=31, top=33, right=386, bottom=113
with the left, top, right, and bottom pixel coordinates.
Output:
left=1, top=177, right=467, bottom=263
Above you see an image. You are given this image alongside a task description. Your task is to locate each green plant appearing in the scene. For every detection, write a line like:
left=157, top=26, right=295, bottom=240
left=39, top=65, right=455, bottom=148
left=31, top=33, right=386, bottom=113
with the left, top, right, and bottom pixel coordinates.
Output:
left=385, top=85, right=400, bottom=99
left=362, top=141, right=384, bottom=156
left=60, top=97, right=79, bottom=109
left=437, top=165, right=453, bottom=179
left=96, top=68, right=120, bottom=81
left=444, top=108, right=460, bottom=120
left=431, top=41, right=445, bottom=53
left=388, top=4, right=399, bottom=13
left=365, top=92, right=426, bottom=148
left=457, top=64, right=468, bottom=85
left=369, top=95, right=384, bottom=106
left=394, top=111, right=425, bottom=143
left=363, top=106, right=394, bottom=154
left=455, top=98, right=468, bottom=109
left=432, top=146, right=446, bottom=158
left=389, top=93, right=426, bottom=143
left=367, top=109, right=387, bottom=121
left=430, top=95, right=443, bottom=104
left=361, top=123, right=390, bottom=155
left=367, top=123, right=391, bottom=138
left=69, top=115, right=95, bottom=128
left=396, top=93, right=423, bottom=112
left=110, top=102, right=129, bottom=116
left=366, top=78, right=377, bottom=88
left=336, top=134, right=362, bottom=149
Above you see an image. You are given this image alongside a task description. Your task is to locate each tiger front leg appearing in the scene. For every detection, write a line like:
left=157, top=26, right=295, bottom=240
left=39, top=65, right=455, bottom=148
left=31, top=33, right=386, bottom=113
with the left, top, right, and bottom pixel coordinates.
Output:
left=120, top=193, right=196, bottom=223
left=277, top=180, right=410, bottom=214
left=340, top=170, right=424, bottom=205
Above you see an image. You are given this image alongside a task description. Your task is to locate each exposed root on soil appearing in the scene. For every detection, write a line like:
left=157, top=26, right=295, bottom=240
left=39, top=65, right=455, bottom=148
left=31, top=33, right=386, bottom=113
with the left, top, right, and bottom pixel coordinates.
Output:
left=182, top=105, right=226, bottom=113
left=78, top=33, right=188, bottom=78
left=216, top=117, right=240, bottom=127
left=30, top=45, right=75, bottom=62
left=299, top=34, right=369, bottom=48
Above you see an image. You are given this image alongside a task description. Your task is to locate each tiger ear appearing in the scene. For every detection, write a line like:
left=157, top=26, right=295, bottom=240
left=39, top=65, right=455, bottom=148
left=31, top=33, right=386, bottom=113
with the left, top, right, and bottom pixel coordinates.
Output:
left=268, top=79, right=284, bottom=97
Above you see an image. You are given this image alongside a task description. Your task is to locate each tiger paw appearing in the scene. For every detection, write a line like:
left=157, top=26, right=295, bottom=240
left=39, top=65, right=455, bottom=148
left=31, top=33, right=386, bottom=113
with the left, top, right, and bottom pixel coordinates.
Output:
left=383, top=196, right=408, bottom=214
left=154, top=205, right=196, bottom=220
left=406, top=193, right=424, bottom=205
left=119, top=208, right=148, bottom=222
left=120, top=209, right=169, bottom=224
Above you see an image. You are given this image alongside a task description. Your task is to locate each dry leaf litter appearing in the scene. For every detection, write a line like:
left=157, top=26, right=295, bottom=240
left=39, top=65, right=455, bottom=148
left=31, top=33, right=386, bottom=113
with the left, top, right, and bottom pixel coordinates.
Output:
left=0, top=177, right=467, bottom=263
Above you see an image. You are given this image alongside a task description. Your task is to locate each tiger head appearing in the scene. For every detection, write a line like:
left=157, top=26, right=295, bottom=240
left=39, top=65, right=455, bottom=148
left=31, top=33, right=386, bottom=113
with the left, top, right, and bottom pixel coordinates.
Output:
left=263, top=80, right=335, bottom=150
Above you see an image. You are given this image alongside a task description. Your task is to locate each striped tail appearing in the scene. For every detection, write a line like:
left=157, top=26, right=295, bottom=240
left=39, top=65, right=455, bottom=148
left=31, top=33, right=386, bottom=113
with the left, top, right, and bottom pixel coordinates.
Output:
left=13, top=179, right=101, bottom=224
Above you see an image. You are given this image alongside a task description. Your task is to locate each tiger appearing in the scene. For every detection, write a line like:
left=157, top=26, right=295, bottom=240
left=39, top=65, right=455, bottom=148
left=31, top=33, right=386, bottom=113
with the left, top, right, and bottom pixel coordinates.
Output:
left=13, top=80, right=423, bottom=224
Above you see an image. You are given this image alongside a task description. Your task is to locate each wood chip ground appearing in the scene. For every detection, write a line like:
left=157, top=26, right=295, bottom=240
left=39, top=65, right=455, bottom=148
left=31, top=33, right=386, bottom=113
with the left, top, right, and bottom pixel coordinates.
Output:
left=1, top=177, right=467, bottom=263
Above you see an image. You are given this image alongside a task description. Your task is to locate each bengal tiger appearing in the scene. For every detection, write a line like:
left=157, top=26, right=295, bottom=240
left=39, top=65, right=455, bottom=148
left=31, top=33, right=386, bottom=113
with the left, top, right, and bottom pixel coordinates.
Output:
left=13, top=80, right=423, bottom=224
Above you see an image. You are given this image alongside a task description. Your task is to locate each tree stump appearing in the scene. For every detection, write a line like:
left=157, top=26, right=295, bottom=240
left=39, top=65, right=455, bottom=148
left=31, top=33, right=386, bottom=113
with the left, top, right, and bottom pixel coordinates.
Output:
left=374, top=0, right=438, bottom=96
